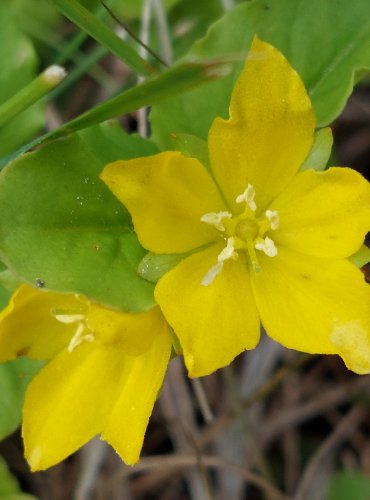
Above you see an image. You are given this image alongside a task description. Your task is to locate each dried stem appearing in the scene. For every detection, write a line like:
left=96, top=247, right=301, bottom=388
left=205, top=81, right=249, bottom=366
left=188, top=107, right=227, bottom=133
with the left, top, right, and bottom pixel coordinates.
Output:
left=119, top=454, right=289, bottom=500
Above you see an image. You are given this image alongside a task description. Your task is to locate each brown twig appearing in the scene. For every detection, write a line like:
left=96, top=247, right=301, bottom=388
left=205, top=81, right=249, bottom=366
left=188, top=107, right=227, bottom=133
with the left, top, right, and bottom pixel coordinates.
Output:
left=262, top=375, right=370, bottom=446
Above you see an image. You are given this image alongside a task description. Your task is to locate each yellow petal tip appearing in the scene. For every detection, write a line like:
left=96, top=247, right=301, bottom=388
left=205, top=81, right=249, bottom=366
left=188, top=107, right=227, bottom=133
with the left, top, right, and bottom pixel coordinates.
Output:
left=331, top=320, right=370, bottom=374
left=185, top=352, right=196, bottom=377
left=26, top=445, right=43, bottom=472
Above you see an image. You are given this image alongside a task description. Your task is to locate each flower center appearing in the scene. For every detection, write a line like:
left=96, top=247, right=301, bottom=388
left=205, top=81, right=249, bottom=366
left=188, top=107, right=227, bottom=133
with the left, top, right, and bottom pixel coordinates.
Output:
left=200, top=184, right=279, bottom=285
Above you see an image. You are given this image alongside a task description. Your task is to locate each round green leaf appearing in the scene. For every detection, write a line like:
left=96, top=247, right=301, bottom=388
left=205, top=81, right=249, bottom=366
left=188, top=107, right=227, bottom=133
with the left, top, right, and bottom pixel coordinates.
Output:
left=0, top=123, right=158, bottom=312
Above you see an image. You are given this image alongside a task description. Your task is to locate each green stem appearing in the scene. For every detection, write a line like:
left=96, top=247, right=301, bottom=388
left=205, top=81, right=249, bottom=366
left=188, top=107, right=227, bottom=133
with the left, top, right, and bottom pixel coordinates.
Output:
left=0, top=66, right=66, bottom=127
left=50, top=0, right=156, bottom=76
left=54, top=0, right=116, bottom=65
left=47, top=60, right=229, bottom=139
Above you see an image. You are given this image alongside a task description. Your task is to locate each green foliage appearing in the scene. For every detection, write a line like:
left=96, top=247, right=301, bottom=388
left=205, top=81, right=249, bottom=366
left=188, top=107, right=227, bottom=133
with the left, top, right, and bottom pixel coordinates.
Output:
left=0, top=123, right=158, bottom=312
left=0, top=455, right=37, bottom=499
left=47, top=59, right=231, bottom=140
left=300, top=128, right=333, bottom=172
left=0, top=3, right=44, bottom=157
left=51, top=0, right=155, bottom=76
left=0, top=359, right=43, bottom=442
left=82, top=0, right=181, bottom=19
left=138, top=252, right=188, bottom=283
left=114, top=0, right=181, bottom=19
left=9, top=0, right=60, bottom=45
left=0, top=265, right=11, bottom=310
left=169, top=133, right=210, bottom=170
left=327, top=471, right=370, bottom=500
left=151, top=0, right=370, bottom=148
left=169, top=0, right=224, bottom=58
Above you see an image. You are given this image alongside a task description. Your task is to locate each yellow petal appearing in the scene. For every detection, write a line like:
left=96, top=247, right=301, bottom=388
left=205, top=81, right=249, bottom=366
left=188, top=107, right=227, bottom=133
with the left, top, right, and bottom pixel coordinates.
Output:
left=102, top=321, right=171, bottom=465
left=0, top=285, right=85, bottom=361
left=23, top=304, right=171, bottom=470
left=271, top=167, right=370, bottom=258
left=101, top=151, right=226, bottom=254
left=23, top=343, right=124, bottom=470
left=155, top=246, right=260, bottom=377
left=251, top=248, right=370, bottom=374
left=208, top=36, right=315, bottom=213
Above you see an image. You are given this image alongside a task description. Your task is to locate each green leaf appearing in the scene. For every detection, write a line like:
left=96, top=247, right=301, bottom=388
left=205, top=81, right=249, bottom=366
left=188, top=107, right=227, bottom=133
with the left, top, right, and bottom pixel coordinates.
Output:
left=47, top=59, right=230, bottom=140
left=9, top=0, right=60, bottom=46
left=0, top=3, right=44, bottom=157
left=170, top=133, right=210, bottom=169
left=0, top=358, right=44, bottom=442
left=0, top=122, right=158, bottom=312
left=151, top=0, right=370, bottom=148
left=112, top=0, right=181, bottom=19
left=81, top=0, right=180, bottom=18
left=300, top=128, right=333, bottom=172
left=0, top=270, right=23, bottom=298
left=0, top=456, right=20, bottom=496
left=327, top=471, right=370, bottom=500
left=0, top=455, right=37, bottom=499
left=0, top=284, right=11, bottom=312
left=0, top=264, right=12, bottom=310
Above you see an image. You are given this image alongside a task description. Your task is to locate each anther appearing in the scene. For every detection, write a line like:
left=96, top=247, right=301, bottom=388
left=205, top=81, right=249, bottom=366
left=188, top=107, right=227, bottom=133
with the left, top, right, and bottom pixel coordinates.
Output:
left=265, top=210, right=280, bottom=230
left=217, top=237, right=238, bottom=262
left=235, top=184, right=256, bottom=211
left=200, top=211, right=232, bottom=231
left=54, top=313, right=85, bottom=324
left=254, top=236, right=278, bottom=257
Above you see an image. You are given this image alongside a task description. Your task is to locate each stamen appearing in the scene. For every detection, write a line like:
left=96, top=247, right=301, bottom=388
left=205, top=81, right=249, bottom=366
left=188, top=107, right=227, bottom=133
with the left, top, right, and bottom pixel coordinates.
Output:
left=265, top=210, right=280, bottom=230
left=68, top=323, right=95, bottom=353
left=201, top=237, right=238, bottom=286
left=255, top=236, right=278, bottom=257
left=217, top=237, right=238, bottom=262
left=236, top=184, right=257, bottom=211
left=200, top=211, right=232, bottom=231
left=201, top=261, right=224, bottom=286
left=53, top=311, right=95, bottom=353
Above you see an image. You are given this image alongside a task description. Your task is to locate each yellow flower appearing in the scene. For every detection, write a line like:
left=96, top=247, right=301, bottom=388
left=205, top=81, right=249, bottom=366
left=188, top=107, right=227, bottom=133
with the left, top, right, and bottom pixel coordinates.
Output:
left=0, top=285, right=171, bottom=470
left=101, top=37, right=370, bottom=378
